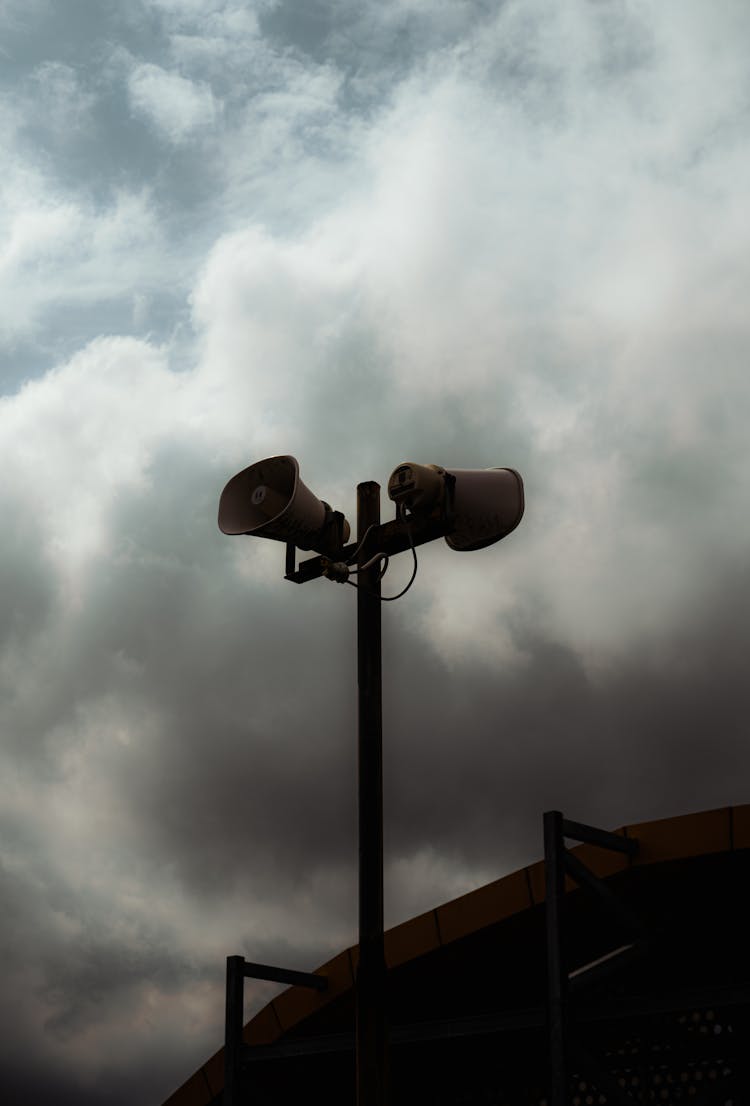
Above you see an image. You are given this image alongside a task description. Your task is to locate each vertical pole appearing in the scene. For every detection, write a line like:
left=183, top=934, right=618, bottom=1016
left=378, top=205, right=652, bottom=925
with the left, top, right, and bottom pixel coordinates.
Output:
left=225, top=955, right=244, bottom=1106
left=545, top=810, right=567, bottom=1106
left=356, top=481, right=387, bottom=1106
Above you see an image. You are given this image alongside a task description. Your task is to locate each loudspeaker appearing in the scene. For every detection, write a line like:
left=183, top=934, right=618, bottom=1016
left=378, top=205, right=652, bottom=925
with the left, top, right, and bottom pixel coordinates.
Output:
left=445, top=466, right=524, bottom=551
left=218, top=455, right=350, bottom=553
left=387, top=462, right=524, bottom=551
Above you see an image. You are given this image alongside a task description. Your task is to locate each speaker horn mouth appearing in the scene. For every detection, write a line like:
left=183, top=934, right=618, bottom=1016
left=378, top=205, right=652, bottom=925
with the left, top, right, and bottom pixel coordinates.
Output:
left=445, top=467, right=524, bottom=551
left=218, top=455, right=351, bottom=554
left=218, top=455, right=301, bottom=536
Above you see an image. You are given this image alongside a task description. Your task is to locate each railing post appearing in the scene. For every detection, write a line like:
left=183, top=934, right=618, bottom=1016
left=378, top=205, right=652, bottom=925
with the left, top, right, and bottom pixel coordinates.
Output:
left=545, top=810, right=567, bottom=1106
left=225, top=955, right=245, bottom=1106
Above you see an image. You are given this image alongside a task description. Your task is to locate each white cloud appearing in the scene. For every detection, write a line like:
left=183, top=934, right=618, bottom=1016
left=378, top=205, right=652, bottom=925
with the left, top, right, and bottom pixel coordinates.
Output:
left=0, top=0, right=48, bottom=28
left=0, top=337, right=182, bottom=587
left=128, top=62, right=220, bottom=143
left=26, top=61, right=95, bottom=132
left=190, top=224, right=357, bottom=424
left=145, top=0, right=248, bottom=15
left=3, top=0, right=745, bottom=687
left=0, top=178, right=167, bottom=345
left=178, top=0, right=750, bottom=674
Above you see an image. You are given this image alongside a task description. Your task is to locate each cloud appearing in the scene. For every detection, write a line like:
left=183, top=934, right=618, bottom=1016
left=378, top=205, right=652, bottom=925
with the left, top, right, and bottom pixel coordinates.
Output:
left=14, top=60, right=96, bottom=140
left=0, top=338, right=184, bottom=580
left=128, top=62, right=220, bottom=143
left=0, top=178, right=167, bottom=352
left=1, top=2, right=750, bottom=1103
left=0, top=0, right=49, bottom=30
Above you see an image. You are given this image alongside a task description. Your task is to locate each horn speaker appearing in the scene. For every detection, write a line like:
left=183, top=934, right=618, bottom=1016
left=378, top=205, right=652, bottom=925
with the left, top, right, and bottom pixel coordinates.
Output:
left=218, top=455, right=350, bottom=553
left=387, top=462, right=524, bottom=551
left=446, top=466, right=524, bottom=551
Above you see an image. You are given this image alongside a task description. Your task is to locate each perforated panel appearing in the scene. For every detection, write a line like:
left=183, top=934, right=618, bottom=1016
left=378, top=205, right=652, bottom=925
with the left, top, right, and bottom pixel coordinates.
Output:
left=532, top=1006, right=740, bottom=1106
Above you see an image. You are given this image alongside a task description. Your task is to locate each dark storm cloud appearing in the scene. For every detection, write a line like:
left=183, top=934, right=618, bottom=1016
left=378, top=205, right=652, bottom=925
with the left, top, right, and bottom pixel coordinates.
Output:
left=49, top=444, right=360, bottom=894
left=385, top=557, right=750, bottom=878
left=81, top=462, right=750, bottom=921
left=10, top=422, right=744, bottom=896
left=0, top=848, right=195, bottom=1103
left=6, top=444, right=749, bottom=1105
left=0, top=501, right=57, bottom=646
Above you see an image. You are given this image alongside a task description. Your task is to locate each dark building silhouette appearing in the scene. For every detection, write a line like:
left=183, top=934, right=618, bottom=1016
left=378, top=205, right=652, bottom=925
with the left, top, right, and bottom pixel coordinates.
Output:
left=163, top=804, right=750, bottom=1104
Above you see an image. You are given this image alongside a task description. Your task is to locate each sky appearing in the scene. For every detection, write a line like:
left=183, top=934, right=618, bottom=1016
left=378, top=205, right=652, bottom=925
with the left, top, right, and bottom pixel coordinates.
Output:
left=1, top=0, right=749, bottom=1102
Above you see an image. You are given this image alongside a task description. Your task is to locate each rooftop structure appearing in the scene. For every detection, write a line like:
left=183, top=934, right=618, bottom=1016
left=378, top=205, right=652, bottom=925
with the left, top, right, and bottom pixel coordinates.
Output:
left=163, top=804, right=750, bottom=1105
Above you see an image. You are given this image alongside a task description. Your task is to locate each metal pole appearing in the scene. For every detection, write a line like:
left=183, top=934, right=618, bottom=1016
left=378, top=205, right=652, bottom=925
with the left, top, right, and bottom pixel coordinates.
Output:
left=224, top=954, right=244, bottom=1106
left=356, top=481, right=388, bottom=1106
left=544, top=810, right=567, bottom=1106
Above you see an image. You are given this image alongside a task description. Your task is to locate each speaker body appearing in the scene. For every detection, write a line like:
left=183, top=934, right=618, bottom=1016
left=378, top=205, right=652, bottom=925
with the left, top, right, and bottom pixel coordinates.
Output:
left=218, top=455, right=349, bottom=553
left=387, top=462, right=524, bottom=551
left=446, top=467, right=524, bottom=551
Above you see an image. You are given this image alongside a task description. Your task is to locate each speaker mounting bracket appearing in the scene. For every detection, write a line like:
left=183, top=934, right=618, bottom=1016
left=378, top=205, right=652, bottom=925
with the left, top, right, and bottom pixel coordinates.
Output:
left=284, top=504, right=452, bottom=585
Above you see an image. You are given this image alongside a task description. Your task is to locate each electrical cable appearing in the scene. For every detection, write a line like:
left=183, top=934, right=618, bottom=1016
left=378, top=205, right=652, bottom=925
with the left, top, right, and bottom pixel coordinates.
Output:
left=346, top=507, right=418, bottom=601
left=345, top=523, right=378, bottom=566
left=375, top=540, right=417, bottom=601
left=349, top=550, right=388, bottom=574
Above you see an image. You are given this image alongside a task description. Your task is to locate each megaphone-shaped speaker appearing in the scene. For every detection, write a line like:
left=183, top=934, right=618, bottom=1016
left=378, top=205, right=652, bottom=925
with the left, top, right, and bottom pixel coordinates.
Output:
left=218, top=455, right=350, bottom=554
left=388, top=463, right=524, bottom=552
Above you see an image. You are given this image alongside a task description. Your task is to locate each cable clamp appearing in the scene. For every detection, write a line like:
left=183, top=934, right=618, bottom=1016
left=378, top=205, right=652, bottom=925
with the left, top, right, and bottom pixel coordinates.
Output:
left=321, top=559, right=351, bottom=584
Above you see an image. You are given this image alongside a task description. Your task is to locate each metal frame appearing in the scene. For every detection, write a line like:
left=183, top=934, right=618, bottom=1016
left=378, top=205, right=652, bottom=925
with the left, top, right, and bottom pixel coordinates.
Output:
left=283, top=481, right=455, bottom=585
left=224, top=955, right=327, bottom=1106
left=544, top=811, right=641, bottom=1106
left=220, top=829, right=749, bottom=1104
left=239, top=980, right=750, bottom=1064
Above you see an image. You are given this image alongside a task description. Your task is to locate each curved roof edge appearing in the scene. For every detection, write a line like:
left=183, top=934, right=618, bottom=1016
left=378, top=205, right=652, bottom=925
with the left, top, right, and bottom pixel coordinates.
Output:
left=162, top=802, right=750, bottom=1105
